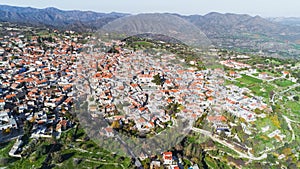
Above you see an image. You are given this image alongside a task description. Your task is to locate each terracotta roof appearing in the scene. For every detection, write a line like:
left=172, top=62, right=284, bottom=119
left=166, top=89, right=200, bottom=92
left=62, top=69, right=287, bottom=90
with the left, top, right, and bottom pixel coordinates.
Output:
left=163, top=152, right=172, bottom=160
left=105, top=127, right=113, bottom=133
left=207, top=116, right=227, bottom=122
left=283, top=71, right=289, bottom=74
left=130, top=83, right=138, bottom=88
left=5, top=94, right=16, bottom=99
left=139, top=107, right=147, bottom=112
left=208, top=97, right=214, bottom=101
left=138, top=118, right=146, bottom=123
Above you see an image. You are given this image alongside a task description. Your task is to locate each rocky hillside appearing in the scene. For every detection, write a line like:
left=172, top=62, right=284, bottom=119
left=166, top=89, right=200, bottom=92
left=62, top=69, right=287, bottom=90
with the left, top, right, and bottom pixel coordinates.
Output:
left=181, top=12, right=300, bottom=41
left=0, top=5, right=127, bottom=31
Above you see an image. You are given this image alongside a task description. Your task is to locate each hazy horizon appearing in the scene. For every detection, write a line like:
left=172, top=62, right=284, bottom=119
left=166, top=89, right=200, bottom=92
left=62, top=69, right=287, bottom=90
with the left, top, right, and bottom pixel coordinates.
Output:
left=1, top=0, right=300, bottom=18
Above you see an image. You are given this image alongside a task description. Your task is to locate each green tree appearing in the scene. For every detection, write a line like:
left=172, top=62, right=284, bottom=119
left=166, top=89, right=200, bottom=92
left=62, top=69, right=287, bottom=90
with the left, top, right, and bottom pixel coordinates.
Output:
left=266, top=154, right=276, bottom=164
left=152, top=73, right=163, bottom=86
left=286, top=74, right=290, bottom=79
left=36, top=145, right=48, bottom=157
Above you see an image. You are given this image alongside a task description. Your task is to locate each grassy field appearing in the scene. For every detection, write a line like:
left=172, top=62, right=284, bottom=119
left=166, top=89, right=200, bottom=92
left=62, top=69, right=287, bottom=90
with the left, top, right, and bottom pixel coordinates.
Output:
left=249, top=84, right=275, bottom=101
left=0, top=139, right=48, bottom=168
left=274, top=79, right=295, bottom=87
left=233, top=74, right=276, bottom=101
left=205, top=156, right=219, bottom=168
left=236, top=74, right=263, bottom=85
left=285, top=101, right=300, bottom=114
left=0, top=141, right=14, bottom=159
left=225, top=74, right=275, bottom=102
left=132, top=41, right=154, bottom=48
left=53, top=148, right=131, bottom=169
left=255, top=115, right=283, bottom=132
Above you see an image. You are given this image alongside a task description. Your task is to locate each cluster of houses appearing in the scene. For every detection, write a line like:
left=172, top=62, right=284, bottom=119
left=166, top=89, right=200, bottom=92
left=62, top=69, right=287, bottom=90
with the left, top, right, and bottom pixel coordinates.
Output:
left=223, top=84, right=269, bottom=122
left=207, top=115, right=230, bottom=134
left=203, top=82, right=270, bottom=135
left=0, top=23, right=285, bottom=166
left=76, top=37, right=276, bottom=145
left=220, top=60, right=251, bottom=69
left=0, top=26, right=78, bottom=145
left=0, top=109, right=18, bottom=133
left=149, top=151, right=199, bottom=169
left=77, top=42, right=230, bottom=137
left=257, top=71, right=293, bottom=81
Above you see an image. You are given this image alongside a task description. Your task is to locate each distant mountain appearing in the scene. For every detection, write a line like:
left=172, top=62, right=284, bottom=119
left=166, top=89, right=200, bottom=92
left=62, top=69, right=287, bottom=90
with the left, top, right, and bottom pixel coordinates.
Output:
left=0, top=5, right=127, bottom=31
left=180, top=12, right=300, bottom=40
left=268, top=17, right=300, bottom=27
left=1, top=5, right=298, bottom=36
left=1, top=5, right=300, bottom=57
left=100, top=13, right=211, bottom=47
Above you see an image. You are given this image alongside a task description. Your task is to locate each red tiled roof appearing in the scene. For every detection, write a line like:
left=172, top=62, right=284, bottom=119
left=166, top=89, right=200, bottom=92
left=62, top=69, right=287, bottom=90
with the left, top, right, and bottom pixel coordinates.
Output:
left=130, top=83, right=138, bottom=88
left=5, top=94, right=16, bottom=99
left=191, top=113, right=197, bottom=118
left=163, top=152, right=172, bottom=160
left=105, top=127, right=113, bottom=133
left=207, top=116, right=227, bottom=122
left=60, top=120, right=67, bottom=126
left=138, top=118, right=146, bottom=123
left=163, top=152, right=172, bottom=156
left=139, top=107, right=147, bottom=112
left=208, top=97, right=214, bottom=101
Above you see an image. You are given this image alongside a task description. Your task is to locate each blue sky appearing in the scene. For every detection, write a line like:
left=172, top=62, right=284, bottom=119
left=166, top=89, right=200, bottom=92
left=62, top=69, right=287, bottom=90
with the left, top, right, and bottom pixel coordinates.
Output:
left=1, top=0, right=299, bottom=17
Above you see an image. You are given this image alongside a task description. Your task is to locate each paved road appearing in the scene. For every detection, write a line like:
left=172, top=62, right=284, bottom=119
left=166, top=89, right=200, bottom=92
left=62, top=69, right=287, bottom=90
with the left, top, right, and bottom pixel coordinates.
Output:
left=0, top=129, right=24, bottom=144
left=282, top=115, right=296, bottom=144
left=191, top=127, right=267, bottom=161
left=271, top=83, right=300, bottom=104
left=115, top=135, right=143, bottom=169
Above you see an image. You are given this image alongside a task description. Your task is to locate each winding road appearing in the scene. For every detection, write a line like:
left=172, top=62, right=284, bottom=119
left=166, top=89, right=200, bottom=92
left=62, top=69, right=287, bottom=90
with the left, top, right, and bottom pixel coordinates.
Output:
left=282, top=115, right=296, bottom=144
left=271, top=83, right=300, bottom=104
left=191, top=127, right=267, bottom=161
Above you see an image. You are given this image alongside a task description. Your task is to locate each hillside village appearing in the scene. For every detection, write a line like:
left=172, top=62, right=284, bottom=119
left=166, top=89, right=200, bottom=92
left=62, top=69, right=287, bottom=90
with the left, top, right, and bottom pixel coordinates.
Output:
left=76, top=36, right=300, bottom=168
left=0, top=24, right=79, bottom=156
left=0, top=23, right=299, bottom=168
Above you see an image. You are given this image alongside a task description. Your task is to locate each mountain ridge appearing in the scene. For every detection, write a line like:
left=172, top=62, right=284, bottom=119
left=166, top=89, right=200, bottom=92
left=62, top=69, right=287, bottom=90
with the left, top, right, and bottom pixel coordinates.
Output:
left=0, top=5, right=295, bottom=31
left=1, top=5, right=300, bottom=57
left=0, top=5, right=128, bottom=31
